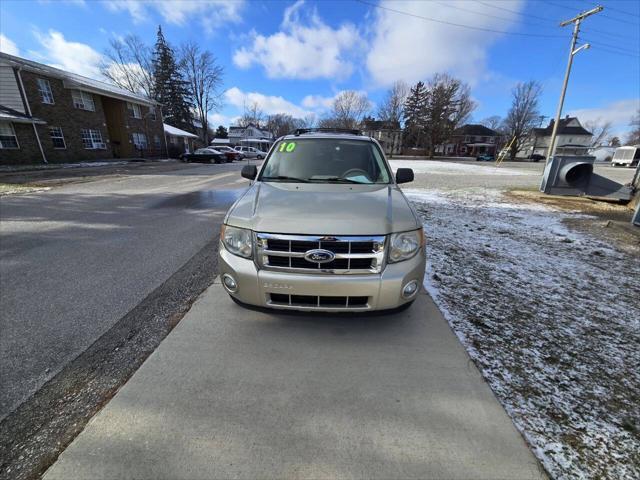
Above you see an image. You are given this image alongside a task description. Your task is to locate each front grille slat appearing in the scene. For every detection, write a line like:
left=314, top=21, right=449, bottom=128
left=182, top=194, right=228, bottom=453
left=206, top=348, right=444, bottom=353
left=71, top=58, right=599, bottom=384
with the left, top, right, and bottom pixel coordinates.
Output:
left=269, top=294, right=369, bottom=309
left=259, top=233, right=385, bottom=275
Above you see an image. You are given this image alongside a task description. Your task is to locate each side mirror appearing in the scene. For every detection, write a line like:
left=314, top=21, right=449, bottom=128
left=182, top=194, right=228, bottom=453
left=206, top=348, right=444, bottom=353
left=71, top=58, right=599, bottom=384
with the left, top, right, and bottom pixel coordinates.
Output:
left=241, top=164, right=257, bottom=180
left=395, top=168, right=414, bottom=184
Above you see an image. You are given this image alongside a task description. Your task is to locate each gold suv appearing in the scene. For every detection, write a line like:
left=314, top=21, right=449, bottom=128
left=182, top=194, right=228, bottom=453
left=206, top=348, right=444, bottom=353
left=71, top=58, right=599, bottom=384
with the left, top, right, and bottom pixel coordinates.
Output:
left=218, top=129, right=425, bottom=312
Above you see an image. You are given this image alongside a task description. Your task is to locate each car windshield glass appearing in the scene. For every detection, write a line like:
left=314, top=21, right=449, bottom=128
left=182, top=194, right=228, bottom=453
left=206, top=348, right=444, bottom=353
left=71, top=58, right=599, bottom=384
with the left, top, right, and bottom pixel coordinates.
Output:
left=259, top=138, right=391, bottom=184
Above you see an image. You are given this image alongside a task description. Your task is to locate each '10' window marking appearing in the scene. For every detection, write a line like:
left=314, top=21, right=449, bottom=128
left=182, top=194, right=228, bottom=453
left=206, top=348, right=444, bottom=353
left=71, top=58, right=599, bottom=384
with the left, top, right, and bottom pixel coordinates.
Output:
left=278, top=142, right=296, bottom=152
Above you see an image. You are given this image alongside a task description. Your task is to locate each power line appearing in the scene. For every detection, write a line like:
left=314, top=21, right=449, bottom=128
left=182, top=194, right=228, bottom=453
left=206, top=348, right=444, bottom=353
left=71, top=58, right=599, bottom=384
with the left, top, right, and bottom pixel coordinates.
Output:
left=582, top=37, right=640, bottom=54
left=354, top=0, right=566, bottom=38
left=586, top=43, right=640, bottom=58
left=578, top=0, right=640, bottom=19
left=545, top=1, right=640, bottom=26
left=435, top=1, right=555, bottom=29
left=476, top=0, right=637, bottom=40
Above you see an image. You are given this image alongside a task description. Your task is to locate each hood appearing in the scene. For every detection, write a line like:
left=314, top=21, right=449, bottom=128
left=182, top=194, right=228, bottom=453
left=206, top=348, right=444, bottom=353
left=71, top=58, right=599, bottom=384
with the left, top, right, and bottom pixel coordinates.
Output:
left=225, top=182, right=420, bottom=235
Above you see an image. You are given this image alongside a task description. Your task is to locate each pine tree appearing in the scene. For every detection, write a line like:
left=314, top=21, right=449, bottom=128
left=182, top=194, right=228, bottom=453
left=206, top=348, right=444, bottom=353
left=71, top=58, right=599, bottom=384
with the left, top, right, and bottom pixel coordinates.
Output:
left=152, top=26, right=193, bottom=131
left=403, top=81, right=428, bottom=148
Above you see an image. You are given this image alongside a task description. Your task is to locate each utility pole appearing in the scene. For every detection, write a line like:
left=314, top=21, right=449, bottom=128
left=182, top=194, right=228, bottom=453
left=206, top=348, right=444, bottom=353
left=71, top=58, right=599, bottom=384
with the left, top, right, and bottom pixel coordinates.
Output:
left=545, top=5, right=603, bottom=164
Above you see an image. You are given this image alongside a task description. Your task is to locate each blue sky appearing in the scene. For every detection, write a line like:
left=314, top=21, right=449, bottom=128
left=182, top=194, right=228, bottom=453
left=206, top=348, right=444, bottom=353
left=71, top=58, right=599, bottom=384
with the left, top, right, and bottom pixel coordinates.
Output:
left=1, top=0, right=638, bottom=137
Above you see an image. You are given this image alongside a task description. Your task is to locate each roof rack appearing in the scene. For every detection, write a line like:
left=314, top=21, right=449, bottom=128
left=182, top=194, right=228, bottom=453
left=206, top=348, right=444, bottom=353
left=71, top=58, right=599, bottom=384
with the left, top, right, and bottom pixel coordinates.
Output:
left=292, top=128, right=362, bottom=136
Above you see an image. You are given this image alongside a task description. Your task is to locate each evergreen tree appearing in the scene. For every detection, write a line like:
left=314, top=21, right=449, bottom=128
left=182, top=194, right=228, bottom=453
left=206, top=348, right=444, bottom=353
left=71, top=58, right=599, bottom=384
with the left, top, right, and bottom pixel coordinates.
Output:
left=152, top=26, right=193, bottom=131
left=403, top=81, right=428, bottom=148
left=215, top=125, right=228, bottom=138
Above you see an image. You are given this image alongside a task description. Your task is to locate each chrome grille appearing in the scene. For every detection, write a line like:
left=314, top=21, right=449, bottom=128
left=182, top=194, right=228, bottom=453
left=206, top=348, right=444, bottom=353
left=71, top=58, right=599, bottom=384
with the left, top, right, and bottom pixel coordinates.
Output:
left=255, top=233, right=386, bottom=274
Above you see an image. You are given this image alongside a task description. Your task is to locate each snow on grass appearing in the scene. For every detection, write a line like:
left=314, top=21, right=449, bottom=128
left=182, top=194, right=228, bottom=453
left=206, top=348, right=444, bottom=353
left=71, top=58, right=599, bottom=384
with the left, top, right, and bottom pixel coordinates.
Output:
left=389, top=159, right=534, bottom=176
left=0, top=184, right=51, bottom=196
left=406, top=188, right=640, bottom=480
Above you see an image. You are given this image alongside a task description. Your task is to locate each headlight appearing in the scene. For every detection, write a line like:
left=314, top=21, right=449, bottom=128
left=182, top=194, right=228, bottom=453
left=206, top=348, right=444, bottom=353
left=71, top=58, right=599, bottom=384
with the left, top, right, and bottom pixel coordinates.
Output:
left=221, top=225, right=253, bottom=258
left=388, top=228, right=423, bottom=263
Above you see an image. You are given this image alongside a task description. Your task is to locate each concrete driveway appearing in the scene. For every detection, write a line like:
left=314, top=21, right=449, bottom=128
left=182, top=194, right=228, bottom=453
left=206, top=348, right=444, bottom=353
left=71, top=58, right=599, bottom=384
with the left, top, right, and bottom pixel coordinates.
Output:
left=45, top=282, right=544, bottom=479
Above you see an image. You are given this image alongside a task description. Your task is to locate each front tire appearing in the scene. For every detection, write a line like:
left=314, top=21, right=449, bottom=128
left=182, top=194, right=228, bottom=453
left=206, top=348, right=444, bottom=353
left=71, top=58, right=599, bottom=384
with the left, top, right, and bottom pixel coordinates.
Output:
left=256, top=155, right=263, bottom=160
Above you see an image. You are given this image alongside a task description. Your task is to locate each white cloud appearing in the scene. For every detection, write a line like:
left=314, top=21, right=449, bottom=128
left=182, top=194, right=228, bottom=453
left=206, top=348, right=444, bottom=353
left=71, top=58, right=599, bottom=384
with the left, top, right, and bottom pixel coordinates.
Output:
left=568, top=99, right=640, bottom=136
left=224, top=87, right=311, bottom=118
left=0, top=34, right=20, bottom=56
left=29, top=29, right=103, bottom=79
left=104, top=0, right=244, bottom=31
left=233, top=0, right=361, bottom=80
left=366, top=0, right=524, bottom=87
left=301, top=94, right=335, bottom=110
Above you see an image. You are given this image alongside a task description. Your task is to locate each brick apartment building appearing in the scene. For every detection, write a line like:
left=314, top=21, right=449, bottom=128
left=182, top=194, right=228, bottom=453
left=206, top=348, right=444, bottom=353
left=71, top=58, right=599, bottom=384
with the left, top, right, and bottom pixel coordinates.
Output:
left=0, top=52, right=166, bottom=165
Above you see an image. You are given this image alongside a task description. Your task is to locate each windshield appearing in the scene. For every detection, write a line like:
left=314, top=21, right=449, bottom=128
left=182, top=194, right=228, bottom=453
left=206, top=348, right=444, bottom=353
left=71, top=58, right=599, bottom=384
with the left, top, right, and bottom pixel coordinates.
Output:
left=259, top=138, right=391, bottom=184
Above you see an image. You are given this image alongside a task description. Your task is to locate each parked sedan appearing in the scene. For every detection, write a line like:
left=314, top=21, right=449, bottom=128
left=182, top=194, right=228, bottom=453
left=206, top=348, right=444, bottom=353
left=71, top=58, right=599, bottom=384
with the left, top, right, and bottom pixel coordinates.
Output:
left=475, top=153, right=494, bottom=162
left=235, top=146, right=268, bottom=159
left=214, top=146, right=244, bottom=162
left=180, top=148, right=227, bottom=164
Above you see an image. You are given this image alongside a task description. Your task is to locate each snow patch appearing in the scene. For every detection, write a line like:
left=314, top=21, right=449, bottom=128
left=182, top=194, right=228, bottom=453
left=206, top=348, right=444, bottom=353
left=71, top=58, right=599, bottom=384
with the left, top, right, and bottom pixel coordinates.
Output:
left=409, top=188, right=640, bottom=480
left=389, top=160, right=534, bottom=176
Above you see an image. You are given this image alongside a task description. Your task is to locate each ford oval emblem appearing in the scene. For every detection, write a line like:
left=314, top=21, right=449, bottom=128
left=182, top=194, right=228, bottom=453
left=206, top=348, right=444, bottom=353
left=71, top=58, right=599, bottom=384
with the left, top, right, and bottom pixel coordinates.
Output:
left=304, top=249, right=335, bottom=264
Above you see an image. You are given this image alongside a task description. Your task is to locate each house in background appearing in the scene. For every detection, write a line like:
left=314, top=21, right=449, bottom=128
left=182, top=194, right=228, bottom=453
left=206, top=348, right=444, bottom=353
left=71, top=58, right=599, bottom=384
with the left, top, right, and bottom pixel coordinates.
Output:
left=228, top=123, right=273, bottom=151
left=520, top=116, right=592, bottom=158
left=0, top=52, right=166, bottom=165
left=436, top=124, right=503, bottom=157
left=362, top=119, right=402, bottom=156
left=164, top=123, right=198, bottom=156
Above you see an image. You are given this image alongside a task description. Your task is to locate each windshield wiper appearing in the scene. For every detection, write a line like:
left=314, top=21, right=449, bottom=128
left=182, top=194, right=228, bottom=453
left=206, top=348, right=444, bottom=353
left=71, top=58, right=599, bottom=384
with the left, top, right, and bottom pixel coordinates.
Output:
left=310, top=176, right=368, bottom=184
left=261, top=175, right=310, bottom=183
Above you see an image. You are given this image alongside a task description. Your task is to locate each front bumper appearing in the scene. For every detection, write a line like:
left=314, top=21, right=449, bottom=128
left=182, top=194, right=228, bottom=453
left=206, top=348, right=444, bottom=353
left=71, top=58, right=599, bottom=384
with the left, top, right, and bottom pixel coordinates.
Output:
left=218, top=246, right=426, bottom=312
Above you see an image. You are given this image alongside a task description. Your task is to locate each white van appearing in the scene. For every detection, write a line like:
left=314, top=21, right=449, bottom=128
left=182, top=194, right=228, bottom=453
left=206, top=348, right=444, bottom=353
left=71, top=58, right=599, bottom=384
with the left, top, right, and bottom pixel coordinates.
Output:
left=611, top=146, right=640, bottom=167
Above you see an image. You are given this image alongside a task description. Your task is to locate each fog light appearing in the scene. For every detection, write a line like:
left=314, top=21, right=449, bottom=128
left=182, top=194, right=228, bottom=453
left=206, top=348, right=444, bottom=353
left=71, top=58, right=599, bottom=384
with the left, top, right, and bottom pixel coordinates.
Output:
left=222, top=274, right=238, bottom=293
left=402, top=280, right=418, bottom=298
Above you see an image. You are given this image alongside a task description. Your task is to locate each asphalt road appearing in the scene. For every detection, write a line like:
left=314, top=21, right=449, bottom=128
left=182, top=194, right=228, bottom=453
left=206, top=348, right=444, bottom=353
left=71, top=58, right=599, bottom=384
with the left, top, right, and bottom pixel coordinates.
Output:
left=0, top=161, right=253, bottom=419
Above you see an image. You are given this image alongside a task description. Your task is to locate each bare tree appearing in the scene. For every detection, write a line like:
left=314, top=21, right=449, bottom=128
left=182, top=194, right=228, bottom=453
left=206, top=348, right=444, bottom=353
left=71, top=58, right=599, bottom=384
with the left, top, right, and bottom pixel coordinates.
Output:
left=480, top=115, right=503, bottom=131
left=238, top=102, right=264, bottom=128
left=180, top=41, right=224, bottom=145
left=584, top=118, right=612, bottom=147
left=321, top=91, right=371, bottom=130
left=424, top=73, right=476, bottom=157
left=502, top=81, right=543, bottom=160
left=625, top=108, right=640, bottom=146
left=607, top=136, right=621, bottom=147
left=265, top=113, right=310, bottom=138
left=101, top=35, right=154, bottom=97
left=377, top=81, right=408, bottom=125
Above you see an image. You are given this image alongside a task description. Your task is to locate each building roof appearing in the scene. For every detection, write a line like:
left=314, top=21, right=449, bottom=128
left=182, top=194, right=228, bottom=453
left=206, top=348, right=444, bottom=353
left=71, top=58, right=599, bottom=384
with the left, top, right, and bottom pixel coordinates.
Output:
left=533, top=117, right=592, bottom=137
left=0, top=52, right=158, bottom=107
left=452, top=124, right=500, bottom=136
left=0, top=105, right=46, bottom=124
left=164, top=123, right=198, bottom=138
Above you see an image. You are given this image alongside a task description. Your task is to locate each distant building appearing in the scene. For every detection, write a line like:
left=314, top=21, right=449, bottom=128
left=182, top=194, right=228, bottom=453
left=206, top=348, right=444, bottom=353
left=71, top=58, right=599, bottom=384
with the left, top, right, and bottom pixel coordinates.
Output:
left=227, top=123, right=273, bottom=151
left=437, top=124, right=502, bottom=157
left=0, top=52, right=165, bottom=165
left=164, top=123, right=198, bottom=155
left=362, top=120, right=402, bottom=156
left=521, top=116, right=592, bottom=158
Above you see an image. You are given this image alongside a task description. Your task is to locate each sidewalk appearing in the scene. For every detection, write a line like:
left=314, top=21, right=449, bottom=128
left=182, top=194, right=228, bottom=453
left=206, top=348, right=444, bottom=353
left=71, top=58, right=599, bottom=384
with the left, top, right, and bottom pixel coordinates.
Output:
left=44, top=283, right=544, bottom=479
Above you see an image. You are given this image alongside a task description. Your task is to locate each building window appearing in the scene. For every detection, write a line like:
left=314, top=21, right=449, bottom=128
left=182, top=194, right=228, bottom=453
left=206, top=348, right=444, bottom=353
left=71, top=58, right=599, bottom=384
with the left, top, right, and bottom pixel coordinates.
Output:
left=72, top=90, right=95, bottom=111
left=131, top=132, right=147, bottom=149
left=154, top=134, right=161, bottom=148
left=49, top=127, right=66, bottom=149
left=0, top=122, right=19, bottom=149
left=80, top=129, right=105, bottom=149
left=127, top=102, right=142, bottom=119
left=37, top=78, right=54, bottom=104
left=149, top=107, right=157, bottom=121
